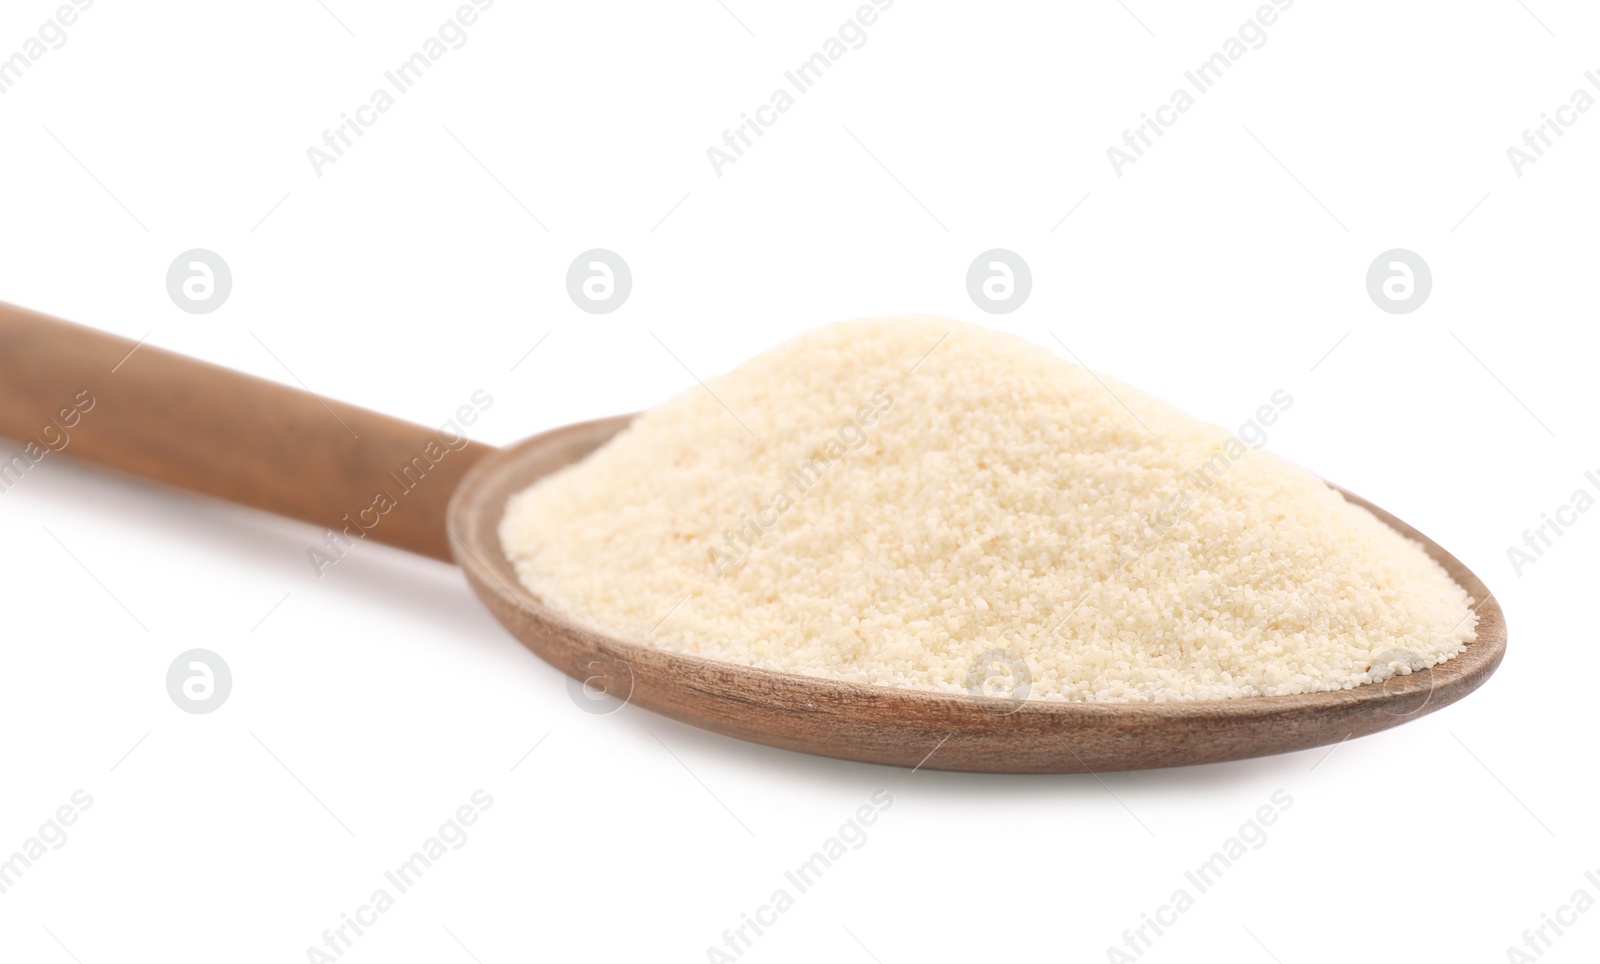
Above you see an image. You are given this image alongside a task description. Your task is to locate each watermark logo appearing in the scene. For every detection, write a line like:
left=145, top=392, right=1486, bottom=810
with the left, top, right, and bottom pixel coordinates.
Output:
left=1504, top=869, right=1600, bottom=962
left=1368, top=647, right=1436, bottom=718
left=966, top=249, right=1031, bottom=314
left=307, top=390, right=492, bottom=577
left=1107, top=388, right=1294, bottom=570
left=1506, top=70, right=1600, bottom=177
left=1506, top=470, right=1598, bottom=577
left=964, top=647, right=1032, bottom=714
left=566, top=249, right=631, bottom=314
left=1105, top=0, right=1294, bottom=176
left=166, top=249, right=232, bottom=314
left=0, top=2, right=94, bottom=97
left=304, top=789, right=494, bottom=961
left=1365, top=248, right=1430, bottom=314
left=703, top=0, right=895, bottom=177
left=709, top=388, right=893, bottom=575
left=166, top=649, right=232, bottom=714
left=1105, top=788, right=1294, bottom=961
left=0, top=390, right=94, bottom=496
left=566, top=651, right=634, bottom=715
left=304, top=1, right=496, bottom=177
left=0, top=790, right=93, bottom=897
left=704, top=788, right=893, bottom=961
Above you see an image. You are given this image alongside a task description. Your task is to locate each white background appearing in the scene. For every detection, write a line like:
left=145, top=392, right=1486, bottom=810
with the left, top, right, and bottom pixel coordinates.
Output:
left=1, top=1, right=1597, bottom=961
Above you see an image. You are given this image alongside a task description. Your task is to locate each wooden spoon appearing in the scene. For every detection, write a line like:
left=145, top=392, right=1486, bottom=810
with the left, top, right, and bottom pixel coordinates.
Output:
left=0, top=303, right=1506, bottom=773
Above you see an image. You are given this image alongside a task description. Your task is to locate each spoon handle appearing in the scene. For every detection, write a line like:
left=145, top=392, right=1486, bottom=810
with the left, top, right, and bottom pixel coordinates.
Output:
left=0, top=301, right=494, bottom=562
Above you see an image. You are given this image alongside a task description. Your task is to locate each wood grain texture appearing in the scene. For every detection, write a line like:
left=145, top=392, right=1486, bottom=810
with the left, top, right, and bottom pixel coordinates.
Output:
left=450, top=414, right=1508, bottom=774
left=0, top=302, right=493, bottom=561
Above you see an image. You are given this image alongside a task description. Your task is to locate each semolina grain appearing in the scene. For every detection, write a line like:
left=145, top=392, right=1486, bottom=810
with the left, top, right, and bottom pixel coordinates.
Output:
left=499, top=318, right=1475, bottom=702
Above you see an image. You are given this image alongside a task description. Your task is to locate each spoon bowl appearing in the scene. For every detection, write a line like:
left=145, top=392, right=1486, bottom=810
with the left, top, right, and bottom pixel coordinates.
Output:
left=448, top=414, right=1507, bottom=774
